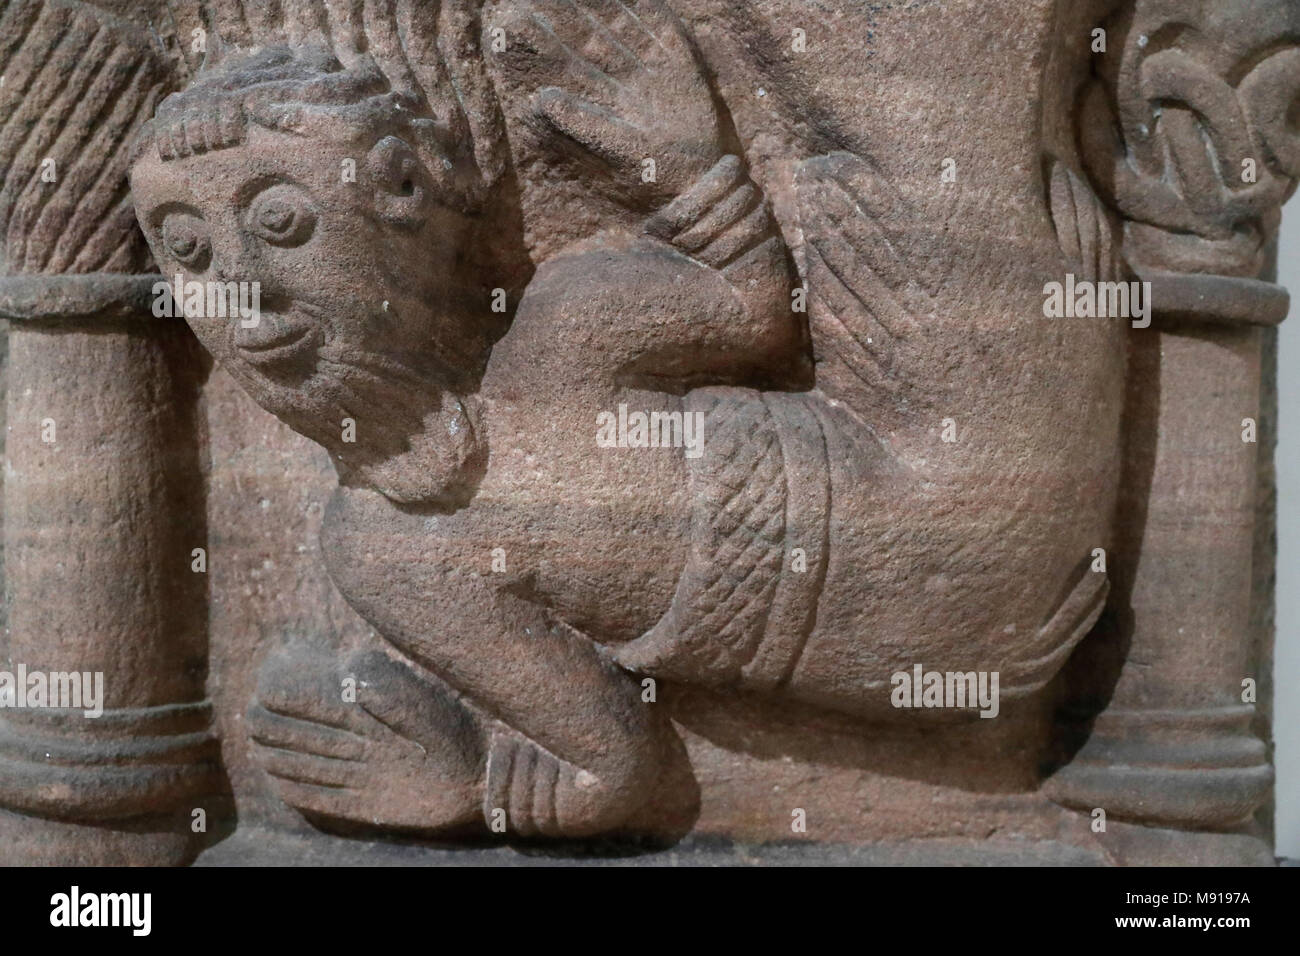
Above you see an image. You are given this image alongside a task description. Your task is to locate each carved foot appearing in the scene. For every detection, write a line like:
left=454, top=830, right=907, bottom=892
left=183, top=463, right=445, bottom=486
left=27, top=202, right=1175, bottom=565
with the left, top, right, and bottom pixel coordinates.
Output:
left=248, top=646, right=486, bottom=836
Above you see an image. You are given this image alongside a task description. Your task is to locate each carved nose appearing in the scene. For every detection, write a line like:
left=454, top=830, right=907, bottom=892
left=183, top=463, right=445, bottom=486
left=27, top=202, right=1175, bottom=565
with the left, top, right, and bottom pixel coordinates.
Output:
left=209, top=256, right=244, bottom=285
left=209, top=236, right=258, bottom=285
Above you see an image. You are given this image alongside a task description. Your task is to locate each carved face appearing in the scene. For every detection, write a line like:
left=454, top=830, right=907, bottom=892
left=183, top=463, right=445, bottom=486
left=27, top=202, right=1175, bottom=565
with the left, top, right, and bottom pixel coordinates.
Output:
left=130, top=123, right=472, bottom=438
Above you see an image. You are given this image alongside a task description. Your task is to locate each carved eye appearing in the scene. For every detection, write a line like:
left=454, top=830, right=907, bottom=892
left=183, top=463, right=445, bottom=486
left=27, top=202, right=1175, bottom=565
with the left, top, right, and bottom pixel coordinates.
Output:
left=246, top=183, right=317, bottom=247
left=160, top=213, right=210, bottom=269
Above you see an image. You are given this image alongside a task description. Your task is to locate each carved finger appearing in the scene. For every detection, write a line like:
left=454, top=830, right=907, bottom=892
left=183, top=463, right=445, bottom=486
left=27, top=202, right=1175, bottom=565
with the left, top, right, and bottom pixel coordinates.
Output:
left=267, top=779, right=362, bottom=821
left=508, top=742, right=541, bottom=838
left=609, top=0, right=700, bottom=72
left=528, top=752, right=563, bottom=837
left=534, top=87, right=645, bottom=166
left=696, top=203, right=774, bottom=269
left=584, top=0, right=661, bottom=63
left=255, top=647, right=359, bottom=732
left=280, top=0, right=332, bottom=50
left=1079, top=81, right=1195, bottom=233
left=347, top=649, right=485, bottom=766
left=647, top=154, right=745, bottom=237
left=484, top=733, right=518, bottom=835
left=672, top=182, right=759, bottom=252
left=533, top=0, right=644, bottom=78
left=257, top=744, right=364, bottom=790
left=491, top=3, right=623, bottom=103
left=246, top=704, right=368, bottom=762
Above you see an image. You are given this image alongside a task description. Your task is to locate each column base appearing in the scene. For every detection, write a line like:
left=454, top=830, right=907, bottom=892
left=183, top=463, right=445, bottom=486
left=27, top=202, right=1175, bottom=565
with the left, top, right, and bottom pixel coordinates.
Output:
left=1044, top=705, right=1272, bottom=830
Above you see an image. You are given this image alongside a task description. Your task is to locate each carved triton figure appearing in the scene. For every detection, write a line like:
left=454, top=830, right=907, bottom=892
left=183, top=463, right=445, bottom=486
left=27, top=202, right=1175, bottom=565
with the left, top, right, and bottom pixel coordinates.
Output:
left=128, top=0, right=1126, bottom=838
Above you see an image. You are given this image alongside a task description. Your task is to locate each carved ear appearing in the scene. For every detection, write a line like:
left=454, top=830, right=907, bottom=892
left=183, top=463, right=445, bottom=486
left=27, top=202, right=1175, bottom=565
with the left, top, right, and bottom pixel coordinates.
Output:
left=365, top=136, right=432, bottom=228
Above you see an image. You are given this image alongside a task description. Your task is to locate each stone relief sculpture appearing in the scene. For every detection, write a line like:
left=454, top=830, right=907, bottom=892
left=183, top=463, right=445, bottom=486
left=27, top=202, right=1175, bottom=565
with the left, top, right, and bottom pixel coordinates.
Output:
left=1045, top=0, right=1297, bottom=838
left=0, top=0, right=1295, bottom=864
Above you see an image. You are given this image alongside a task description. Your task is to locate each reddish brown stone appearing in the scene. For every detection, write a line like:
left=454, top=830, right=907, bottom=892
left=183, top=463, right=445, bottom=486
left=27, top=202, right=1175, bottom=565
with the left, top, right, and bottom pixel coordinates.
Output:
left=0, top=0, right=1294, bottom=865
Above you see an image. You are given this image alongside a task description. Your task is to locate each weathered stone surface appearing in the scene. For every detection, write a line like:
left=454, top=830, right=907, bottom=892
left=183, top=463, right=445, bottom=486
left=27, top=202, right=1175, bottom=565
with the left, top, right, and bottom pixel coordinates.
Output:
left=0, top=0, right=1294, bottom=864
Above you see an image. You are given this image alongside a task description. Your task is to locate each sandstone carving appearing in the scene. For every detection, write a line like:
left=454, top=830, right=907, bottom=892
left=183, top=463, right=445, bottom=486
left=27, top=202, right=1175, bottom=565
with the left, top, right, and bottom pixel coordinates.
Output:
left=0, top=0, right=1294, bottom=865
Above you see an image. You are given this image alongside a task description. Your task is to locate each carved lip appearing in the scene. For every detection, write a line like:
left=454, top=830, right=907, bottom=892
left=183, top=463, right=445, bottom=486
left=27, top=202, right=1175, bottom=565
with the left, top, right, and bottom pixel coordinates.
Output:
left=232, top=306, right=319, bottom=366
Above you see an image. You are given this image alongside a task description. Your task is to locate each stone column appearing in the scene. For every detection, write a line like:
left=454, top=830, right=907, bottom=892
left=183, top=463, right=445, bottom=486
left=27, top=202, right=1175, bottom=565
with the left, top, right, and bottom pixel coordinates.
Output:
left=0, top=0, right=221, bottom=865
left=1046, top=0, right=1298, bottom=854
left=1047, top=276, right=1280, bottom=835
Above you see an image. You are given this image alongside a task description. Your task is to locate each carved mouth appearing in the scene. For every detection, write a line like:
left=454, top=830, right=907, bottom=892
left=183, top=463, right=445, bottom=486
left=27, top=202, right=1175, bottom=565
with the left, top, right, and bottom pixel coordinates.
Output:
left=232, top=304, right=319, bottom=367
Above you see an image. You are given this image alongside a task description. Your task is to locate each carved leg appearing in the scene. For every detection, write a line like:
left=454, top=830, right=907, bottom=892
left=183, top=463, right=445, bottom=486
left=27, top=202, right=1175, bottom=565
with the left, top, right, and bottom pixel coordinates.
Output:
left=321, top=490, right=668, bottom=838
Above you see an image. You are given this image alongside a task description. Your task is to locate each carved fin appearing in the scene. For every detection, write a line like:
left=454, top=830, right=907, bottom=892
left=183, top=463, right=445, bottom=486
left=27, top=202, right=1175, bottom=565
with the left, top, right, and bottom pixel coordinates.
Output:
left=1004, top=566, right=1110, bottom=696
left=1046, top=155, right=1122, bottom=284
left=793, top=151, right=937, bottom=430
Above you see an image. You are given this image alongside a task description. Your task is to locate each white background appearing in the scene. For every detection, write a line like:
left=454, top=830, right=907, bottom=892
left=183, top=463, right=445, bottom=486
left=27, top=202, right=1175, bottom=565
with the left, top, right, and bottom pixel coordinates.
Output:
left=1276, top=212, right=1298, bottom=860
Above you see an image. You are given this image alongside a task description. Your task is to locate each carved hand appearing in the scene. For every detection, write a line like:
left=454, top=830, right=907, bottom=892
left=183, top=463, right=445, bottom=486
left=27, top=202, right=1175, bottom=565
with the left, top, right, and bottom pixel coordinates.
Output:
left=490, top=0, right=723, bottom=208
left=247, top=645, right=486, bottom=834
